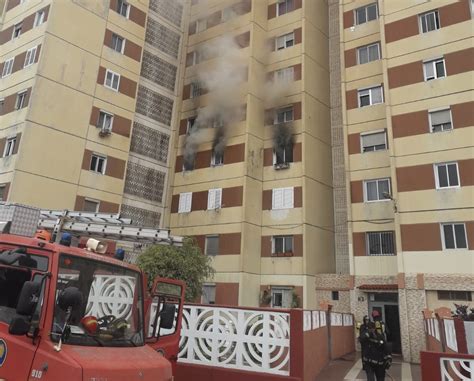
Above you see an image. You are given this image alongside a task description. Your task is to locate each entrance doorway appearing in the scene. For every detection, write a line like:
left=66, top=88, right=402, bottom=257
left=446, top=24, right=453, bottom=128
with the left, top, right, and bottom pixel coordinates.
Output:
left=368, top=292, right=401, bottom=354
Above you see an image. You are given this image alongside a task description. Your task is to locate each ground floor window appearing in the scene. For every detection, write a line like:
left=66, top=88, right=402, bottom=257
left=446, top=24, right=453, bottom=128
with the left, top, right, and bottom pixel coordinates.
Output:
left=271, top=287, right=292, bottom=308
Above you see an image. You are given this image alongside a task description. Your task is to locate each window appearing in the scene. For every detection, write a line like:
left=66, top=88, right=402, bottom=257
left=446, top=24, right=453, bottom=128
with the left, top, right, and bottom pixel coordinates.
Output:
left=2, top=58, right=14, bottom=78
left=24, top=46, right=38, bottom=68
left=205, top=235, right=219, bottom=256
left=275, top=106, right=294, bottom=124
left=272, top=235, right=293, bottom=255
left=117, top=0, right=130, bottom=17
left=0, top=99, right=4, bottom=114
left=331, top=291, right=340, bottom=301
left=104, top=69, right=120, bottom=91
left=83, top=199, right=99, bottom=212
left=196, top=19, right=207, bottom=33
left=364, top=178, right=391, bottom=202
left=178, top=192, right=192, bottom=213
left=0, top=185, right=6, bottom=201
left=98, top=111, right=114, bottom=133
left=222, top=7, right=234, bottom=22
left=183, top=156, right=195, bottom=171
left=423, top=58, right=445, bottom=81
left=429, top=109, right=452, bottom=133
left=358, top=86, right=383, bottom=107
left=361, top=130, right=387, bottom=152
left=276, top=32, right=294, bottom=50
left=441, top=223, right=467, bottom=249
left=437, top=291, right=472, bottom=301
left=111, top=34, right=125, bottom=53
left=207, top=188, right=222, bottom=210
left=435, top=162, right=459, bottom=189
left=272, top=187, right=294, bottom=210
left=90, top=154, right=106, bottom=174
left=12, top=23, right=22, bottom=39
left=191, top=50, right=201, bottom=65
left=3, top=137, right=16, bottom=157
left=15, top=91, right=27, bottom=109
left=212, top=116, right=224, bottom=129
left=277, top=0, right=295, bottom=16
left=202, top=284, right=216, bottom=304
left=274, top=143, right=293, bottom=167
left=190, top=82, right=203, bottom=98
left=419, top=10, right=440, bottom=33
left=355, top=3, right=378, bottom=25
left=357, top=43, right=380, bottom=64
left=275, top=67, right=294, bottom=83
left=271, top=287, right=292, bottom=308
left=34, top=10, right=45, bottom=27
left=211, top=149, right=224, bottom=166
left=366, top=231, right=395, bottom=255
left=186, top=117, right=196, bottom=134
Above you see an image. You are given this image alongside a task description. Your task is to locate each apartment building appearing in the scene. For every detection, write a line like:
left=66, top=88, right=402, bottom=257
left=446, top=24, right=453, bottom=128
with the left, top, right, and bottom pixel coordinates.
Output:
left=0, top=0, right=187, bottom=227
left=320, top=0, right=473, bottom=362
left=167, top=0, right=334, bottom=309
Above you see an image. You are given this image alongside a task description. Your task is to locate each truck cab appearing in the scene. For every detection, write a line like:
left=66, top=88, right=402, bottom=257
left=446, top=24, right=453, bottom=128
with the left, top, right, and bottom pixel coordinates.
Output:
left=0, top=234, right=183, bottom=381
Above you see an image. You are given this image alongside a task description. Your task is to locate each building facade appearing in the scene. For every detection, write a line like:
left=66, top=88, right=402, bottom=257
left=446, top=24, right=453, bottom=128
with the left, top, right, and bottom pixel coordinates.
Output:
left=0, top=0, right=187, bottom=227
left=167, top=0, right=335, bottom=309
left=318, top=0, right=473, bottom=362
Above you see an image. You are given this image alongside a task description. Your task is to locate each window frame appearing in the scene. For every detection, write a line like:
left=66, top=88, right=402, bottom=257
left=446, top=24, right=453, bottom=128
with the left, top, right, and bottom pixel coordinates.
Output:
left=211, top=149, right=224, bottom=166
left=357, top=85, right=383, bottom=108
left=201, top=284, right=216, bottom=304
left=89, top=153, right=107, bottom=174
left=356, top=42, right=381, bottom=65
left=111, top=34, right=125, bottom=54
left=178, top=192, right=192, bottom=213
left=34, top=10, right=45, bottom=27
left=423, top=57, right=446, bottom=81
left=363, top=178, right=391, bottom=202
left=275, top=67, right=294, bottom=83
left=104, top=69, right=120, bottom=91
left=271, top=287, right=292, bottom=308
left=437, top=290, right=472, bottom=301
left=207, top=188, right=222, bottom=210
left=434, top=162, right=460, bottom=189
left=276, top=0, right=295, bottom=17
left=83, top=198, right=100, bottom=212
left=0, top=99, right=4, bottom=114
left=360, top=130, right=387, bottom=152
left=117, top=0, right=130, bottom=18
left=271, top=235, right=294, bottom=255
left=190, top=82, right=203, bottom=98
left=12, top=23, right=22, bottom=40
left=3, top=137, right=16, bottom=157
left=274, top=106, right=294, bottom=124
left=97, top=110, right=114, bottom=133
left=428, top=108, right=453, bottom=133
left=354, top=3, right=378, bottom=25
left=272, top=187, right=294, bottom=210
left=273, top=143, right=293, bottom=166
left=441, top=223, right=468, bottom=250
left=365, top=231, right=395, bottom=256
left=196, top=18, right=207, bottom=33
left=2, top=58, right=14, bottom=78
left=275, top=32, right=295, bottom=51
left=419, top=10, right=440, bottom=34
left=205, top=235, right=219, bottom=256
left=15, top=91, right=27, bottom=110
left=24, top=46, right=38, bottom=68
left=0, top=185, right=6, bottom=201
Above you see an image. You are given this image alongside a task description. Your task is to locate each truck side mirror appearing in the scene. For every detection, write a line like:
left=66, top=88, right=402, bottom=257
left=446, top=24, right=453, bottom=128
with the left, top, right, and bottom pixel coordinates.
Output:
left=16, top=281, right=41, bottom=316
left=159, top=304, right=176, bottom=330
left=9, top=316, right=31, bottom=336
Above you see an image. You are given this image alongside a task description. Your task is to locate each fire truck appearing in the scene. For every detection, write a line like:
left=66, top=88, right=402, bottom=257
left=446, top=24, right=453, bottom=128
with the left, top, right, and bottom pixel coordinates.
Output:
left=0, top=204, right=185, bottom=381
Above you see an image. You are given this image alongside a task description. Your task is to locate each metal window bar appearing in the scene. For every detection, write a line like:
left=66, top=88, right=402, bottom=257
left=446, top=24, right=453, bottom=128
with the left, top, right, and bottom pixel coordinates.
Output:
left=367, top=232, right=394, bottom=255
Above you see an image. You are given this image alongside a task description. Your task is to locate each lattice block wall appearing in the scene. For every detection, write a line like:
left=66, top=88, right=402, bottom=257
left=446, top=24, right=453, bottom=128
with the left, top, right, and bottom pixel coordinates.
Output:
left=120, top=204, right=161, bottom=228
left=124, top=162, right=166, bottom=203
left=130, top=122, right=169, bottom=163
left=141, top=51, right=177, bottom=91
left=149, top=0, right=183, bottom=27
left=136, top=85, right=174, bottom=125
left=145, top=18, right=180, bottom=58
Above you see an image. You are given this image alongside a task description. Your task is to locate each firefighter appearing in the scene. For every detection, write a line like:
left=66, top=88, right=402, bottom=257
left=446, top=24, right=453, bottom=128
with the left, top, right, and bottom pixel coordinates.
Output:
left=358, top=315, right=370, bottom=370
left=371, top=310, right=388, bottom=340
left=360, top=321, right=392, bottom=381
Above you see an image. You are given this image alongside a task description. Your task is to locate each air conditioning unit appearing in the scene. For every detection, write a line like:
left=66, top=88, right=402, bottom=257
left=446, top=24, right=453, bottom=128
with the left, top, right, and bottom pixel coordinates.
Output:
left=274, top=162, right=290, bottom=170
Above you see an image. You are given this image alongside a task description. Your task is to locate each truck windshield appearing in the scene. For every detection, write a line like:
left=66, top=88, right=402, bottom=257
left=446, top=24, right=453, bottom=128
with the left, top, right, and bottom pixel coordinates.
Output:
left=51, top=254, right=144, bottom=347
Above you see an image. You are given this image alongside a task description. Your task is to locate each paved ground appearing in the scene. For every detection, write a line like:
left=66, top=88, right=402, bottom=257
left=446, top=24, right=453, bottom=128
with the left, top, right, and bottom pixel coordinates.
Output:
left=316, top=353, right=421, bottom=381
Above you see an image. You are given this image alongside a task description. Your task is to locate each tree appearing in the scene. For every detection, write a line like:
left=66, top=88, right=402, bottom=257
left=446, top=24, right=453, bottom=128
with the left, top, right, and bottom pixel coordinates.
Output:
left=137, top=237, right=214, bottom=302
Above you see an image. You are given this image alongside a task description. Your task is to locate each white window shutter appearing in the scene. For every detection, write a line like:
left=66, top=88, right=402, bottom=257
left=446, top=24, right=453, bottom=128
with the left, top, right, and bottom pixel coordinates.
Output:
left=179, top=192, right=192, bottom=213
left=208, top=189, right=216, bottom=210
left=215, top=188, right=222, bottom=208
left=283, top=187, right=294, bottom=208
left=185, top=193, right=192, bottom=212
left=272, top=189, right=284, bottom=209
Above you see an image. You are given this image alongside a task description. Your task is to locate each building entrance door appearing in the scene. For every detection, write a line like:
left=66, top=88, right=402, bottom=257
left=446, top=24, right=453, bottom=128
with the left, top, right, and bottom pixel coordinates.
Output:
left=368, top=293, right=402, bottom=354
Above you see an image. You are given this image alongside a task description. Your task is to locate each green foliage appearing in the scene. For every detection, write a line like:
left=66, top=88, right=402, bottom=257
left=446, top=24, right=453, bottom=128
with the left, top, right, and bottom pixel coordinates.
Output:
left=137, top=237, right=214, bottom=302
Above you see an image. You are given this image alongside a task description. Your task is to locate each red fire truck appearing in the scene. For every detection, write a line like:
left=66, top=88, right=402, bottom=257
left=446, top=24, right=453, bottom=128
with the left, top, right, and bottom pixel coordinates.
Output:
left=0, top=205, right=185, bottom=381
